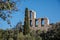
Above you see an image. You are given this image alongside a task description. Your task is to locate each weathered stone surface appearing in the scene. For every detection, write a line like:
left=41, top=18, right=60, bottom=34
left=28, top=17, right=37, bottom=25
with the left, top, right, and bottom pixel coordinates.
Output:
left=28, top=9, right=50, bottom=31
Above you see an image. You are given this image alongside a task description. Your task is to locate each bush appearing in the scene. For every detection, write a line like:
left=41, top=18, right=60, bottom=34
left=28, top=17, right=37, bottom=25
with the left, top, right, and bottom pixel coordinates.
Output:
left=8, top=38, right=13, bottom=40
left=17, top=32, right=25, bottom=40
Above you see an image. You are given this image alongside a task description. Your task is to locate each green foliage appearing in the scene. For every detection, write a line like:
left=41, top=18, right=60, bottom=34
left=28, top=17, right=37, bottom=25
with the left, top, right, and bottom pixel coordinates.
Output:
left=40, top=22, right=60, bottom=40
left=0, top=0, right=17, bottom=26
left=0, top=28, right=42, bottom=40
left=25, top=34, right=32, bottom=40
left=24, top=8, right=30, bottom=35
left=0, top=0, right=15, bottom=10
left=8, top=38, right=13, bottom=40
left=17, top=32, right=25, bottom=40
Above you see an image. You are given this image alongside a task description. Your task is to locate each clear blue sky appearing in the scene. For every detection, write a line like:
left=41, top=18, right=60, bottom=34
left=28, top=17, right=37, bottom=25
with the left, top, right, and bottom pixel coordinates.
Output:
left=0, top=0, right=60, bottom=29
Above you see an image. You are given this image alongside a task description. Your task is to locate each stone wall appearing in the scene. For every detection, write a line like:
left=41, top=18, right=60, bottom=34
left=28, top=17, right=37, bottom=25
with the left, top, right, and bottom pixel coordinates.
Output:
left=28, top=9, right=50, bottom=31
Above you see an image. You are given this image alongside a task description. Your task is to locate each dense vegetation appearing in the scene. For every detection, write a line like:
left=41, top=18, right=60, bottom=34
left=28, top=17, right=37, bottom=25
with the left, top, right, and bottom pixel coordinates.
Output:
left=0, top=21, right=60, bottom=40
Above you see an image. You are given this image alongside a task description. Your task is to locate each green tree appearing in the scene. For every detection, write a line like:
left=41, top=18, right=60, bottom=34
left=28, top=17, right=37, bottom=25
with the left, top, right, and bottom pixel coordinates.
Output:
left=23, top=8, right=30, bottom=35
left=0, top=0, right=24, bottom=27
left=0, top=0, right=17, bottom=27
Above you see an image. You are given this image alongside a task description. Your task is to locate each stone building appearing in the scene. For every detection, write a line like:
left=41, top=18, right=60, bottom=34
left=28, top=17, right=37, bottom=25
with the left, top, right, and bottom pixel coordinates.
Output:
left=27, top=9, right=50, bottom=31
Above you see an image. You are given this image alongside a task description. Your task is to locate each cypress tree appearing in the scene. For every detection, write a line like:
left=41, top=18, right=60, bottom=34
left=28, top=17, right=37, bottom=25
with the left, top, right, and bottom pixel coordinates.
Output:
left=23, top=8, right=30, bottom=35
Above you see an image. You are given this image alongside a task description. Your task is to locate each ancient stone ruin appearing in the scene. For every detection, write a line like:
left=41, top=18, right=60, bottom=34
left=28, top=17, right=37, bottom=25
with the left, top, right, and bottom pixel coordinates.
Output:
left=28, top=9, right=50, bottom=31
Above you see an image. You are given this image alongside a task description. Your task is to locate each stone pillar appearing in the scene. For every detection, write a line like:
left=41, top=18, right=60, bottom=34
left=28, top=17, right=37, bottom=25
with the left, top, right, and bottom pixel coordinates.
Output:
left=38, top=18, right=41, bottom=28
left=28, top=10, right=31, bottom=27
left=28, top=10, right=30, bottom=20
left=44, top=18, right=49, bottom=27
left=31, top=11, right=35, bottom=27
left=43, top=18, right=49, bottom=31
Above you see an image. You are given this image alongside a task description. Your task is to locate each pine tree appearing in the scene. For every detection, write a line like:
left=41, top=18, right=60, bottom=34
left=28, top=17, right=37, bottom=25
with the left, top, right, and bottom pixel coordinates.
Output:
left=23, top=8, right=30, bottom=35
